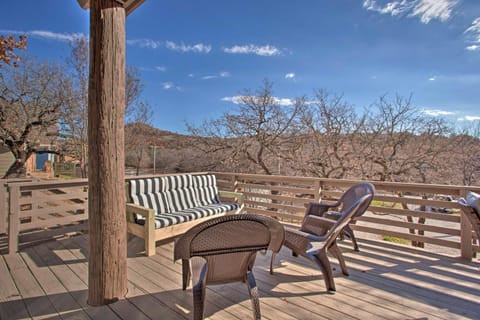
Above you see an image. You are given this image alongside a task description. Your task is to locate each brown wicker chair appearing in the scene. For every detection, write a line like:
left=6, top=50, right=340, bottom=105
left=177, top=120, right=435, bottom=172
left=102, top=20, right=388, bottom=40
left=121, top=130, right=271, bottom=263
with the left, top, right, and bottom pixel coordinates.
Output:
left=272, top=193, right=374, bottom=293
left=174, top=214, right=285, bottom=320
left=303, top=182, right=375, bottom=251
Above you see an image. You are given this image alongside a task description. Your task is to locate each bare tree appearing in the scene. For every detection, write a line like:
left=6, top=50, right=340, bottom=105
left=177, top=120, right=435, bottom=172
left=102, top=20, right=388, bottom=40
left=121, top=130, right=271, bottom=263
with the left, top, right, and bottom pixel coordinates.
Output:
left=0, top=34, right=26, bottom=67
left=296, top=90, right=363, bottom=178
left=58, top=38, right=145, bottom=177
left=188, top=80, right=306, bottom=175
left=450, top=122, right=480, bottom=186
left=358, top=94, right=450, bottom=182
left=0, top=57, right=66, bottom=177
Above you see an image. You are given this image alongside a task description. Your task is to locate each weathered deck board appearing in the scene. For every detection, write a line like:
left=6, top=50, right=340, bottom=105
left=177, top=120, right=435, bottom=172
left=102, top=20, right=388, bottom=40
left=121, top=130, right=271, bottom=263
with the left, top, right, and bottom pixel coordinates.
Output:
left=0, top=234, right=479, bottom=320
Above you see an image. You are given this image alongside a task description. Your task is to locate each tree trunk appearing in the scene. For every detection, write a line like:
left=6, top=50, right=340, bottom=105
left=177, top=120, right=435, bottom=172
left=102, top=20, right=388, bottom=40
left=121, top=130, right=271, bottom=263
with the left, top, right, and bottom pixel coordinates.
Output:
left=5, top=148, right=29, bottom=178
left=87, top=0, right=127, bottom=306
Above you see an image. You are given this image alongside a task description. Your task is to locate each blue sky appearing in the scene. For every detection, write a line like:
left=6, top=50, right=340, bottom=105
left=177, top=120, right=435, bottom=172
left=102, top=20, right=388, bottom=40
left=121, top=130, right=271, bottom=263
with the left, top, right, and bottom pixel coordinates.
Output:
left=1, top=0, right=479, bottom=133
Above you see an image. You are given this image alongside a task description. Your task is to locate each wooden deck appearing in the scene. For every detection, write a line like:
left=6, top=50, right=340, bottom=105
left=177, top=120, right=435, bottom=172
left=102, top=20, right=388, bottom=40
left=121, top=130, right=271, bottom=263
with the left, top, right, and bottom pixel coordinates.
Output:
left=1, top=234, right=479, bottom=320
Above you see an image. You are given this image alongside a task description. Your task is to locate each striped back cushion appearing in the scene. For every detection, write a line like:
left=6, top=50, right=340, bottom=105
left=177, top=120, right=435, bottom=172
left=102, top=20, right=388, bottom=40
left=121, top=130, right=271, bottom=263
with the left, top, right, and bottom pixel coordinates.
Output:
left=193, top=174, right=220, bottom=206
left=164, top=175, right=199, bottom=212
left=128, top=177, right=170, bottom=214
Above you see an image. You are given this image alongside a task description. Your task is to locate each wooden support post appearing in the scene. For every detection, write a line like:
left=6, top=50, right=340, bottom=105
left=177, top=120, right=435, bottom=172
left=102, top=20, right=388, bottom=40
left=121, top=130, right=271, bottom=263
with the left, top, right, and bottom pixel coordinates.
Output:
left=7, top=185, right=20, bottom=254
left=87, top=0, right=127, bottom=305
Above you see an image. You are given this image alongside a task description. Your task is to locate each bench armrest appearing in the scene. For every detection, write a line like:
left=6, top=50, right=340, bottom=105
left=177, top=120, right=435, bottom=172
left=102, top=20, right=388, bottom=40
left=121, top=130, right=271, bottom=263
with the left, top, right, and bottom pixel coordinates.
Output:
left=126, top=203, right=155, bottom=222
left=219, top=190, right=245, bottom=212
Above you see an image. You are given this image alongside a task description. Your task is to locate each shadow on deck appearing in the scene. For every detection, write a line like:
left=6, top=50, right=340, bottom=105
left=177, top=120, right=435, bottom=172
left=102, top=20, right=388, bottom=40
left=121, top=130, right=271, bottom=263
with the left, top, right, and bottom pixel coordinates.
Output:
left=1, top=234, right=479, bottom=320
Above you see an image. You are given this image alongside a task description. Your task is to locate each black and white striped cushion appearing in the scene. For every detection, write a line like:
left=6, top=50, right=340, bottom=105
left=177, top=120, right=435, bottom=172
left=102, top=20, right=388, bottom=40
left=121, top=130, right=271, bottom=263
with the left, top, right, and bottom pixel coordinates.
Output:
left=193, top=174, right=220, bottom=206
left=164, top=174, right=199, bottom=211
left=136, top=203, right=239, bottom=229
left=129, top=177, right=170, bottom=213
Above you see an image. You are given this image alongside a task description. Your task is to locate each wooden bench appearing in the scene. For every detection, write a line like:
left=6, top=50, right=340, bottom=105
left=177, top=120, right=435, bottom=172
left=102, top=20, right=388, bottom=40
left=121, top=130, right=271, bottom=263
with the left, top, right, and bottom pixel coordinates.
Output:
left=126, top=174, right=243, bottom=256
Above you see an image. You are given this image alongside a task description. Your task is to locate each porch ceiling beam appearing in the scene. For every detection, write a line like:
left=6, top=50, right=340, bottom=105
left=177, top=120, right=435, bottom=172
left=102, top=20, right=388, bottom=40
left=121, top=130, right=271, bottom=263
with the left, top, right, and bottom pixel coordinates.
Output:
left=77, top=0, right=144, bottom=15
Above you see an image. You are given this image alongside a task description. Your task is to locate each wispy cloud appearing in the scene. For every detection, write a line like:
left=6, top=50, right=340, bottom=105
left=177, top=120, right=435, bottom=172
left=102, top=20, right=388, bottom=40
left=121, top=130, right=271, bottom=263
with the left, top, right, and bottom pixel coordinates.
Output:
left=285, top=73, right=296, bottom=80
left=162, top=82, right=182, bottom=91
left=202, top=71, right=231, bottom=80
left=458, top=115, right=480, bottom=121
left=165, top=41, right=211, bottom=53
left=428, top=76, right=436, bottom=81
left=466, top=45, right=480, bottom=51
left=422, top=109, right=455, bottom=116
left=223, top=44, right=282, bottom=56
left=155, top=66, right=167, bottom=72
left=464, top=17, right=480, bottom=51
left=222, top=95, right=295, bottom=106
left=362, top=0, right=459, bottom=24
left=0, top=29, right=85, bottom=42
left=127, top=38, right=162, bottom=49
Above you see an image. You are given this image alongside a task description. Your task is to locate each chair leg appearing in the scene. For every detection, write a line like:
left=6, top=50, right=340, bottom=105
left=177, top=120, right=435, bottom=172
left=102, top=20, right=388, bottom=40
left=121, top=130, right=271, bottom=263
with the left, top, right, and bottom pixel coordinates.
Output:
left=190, top=257, right=208, bottom=320
left=270, top=252, right=276, bottom=275
left=328, top=242, right=349, bottom=276
left=182, top=259, right=190, bottom=290
left=312, top=250, right=336, bottom=292
left=343, top=225, right=360, bottom=251
left=246, top=269, right=261, bottom=320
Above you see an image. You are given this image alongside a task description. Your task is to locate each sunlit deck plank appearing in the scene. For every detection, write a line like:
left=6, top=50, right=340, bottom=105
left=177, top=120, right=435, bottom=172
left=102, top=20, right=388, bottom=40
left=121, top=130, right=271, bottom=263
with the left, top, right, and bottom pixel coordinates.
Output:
left=0, top=256, right=30, bottom=319
left=20, top=247, right=91, bottom=320
left=31, top=239, right=122, bottom=320
left=3, top=253, right=60, bottom=319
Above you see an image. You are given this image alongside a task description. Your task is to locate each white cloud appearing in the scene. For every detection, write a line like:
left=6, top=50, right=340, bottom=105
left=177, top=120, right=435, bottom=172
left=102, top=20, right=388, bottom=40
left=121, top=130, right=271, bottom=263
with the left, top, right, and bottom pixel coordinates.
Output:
left=223, top=44, right=282, bottom=56
left=222, top=95, right=295, bottom=106
left=428, top=76, right=436, bottom=81
left=285, top=73, right=296, bottom=79
left=162, top=82, right=182, bottom=91
left=464, top=17, right=480, bottom=51
left=363, top=0, right=459, bottom=24
left=458, top=115, right=480, bottom=121
left=127, top=38, right=162, bottom=49
left=202, top=71, right=231, bottom=80
left=165, top=41, right=211, bottom=53
left=0, top=29, right=85, bottom=42
left=155, top=66, right=167, bottom=72
left=422, top=109, right=455, bottom=116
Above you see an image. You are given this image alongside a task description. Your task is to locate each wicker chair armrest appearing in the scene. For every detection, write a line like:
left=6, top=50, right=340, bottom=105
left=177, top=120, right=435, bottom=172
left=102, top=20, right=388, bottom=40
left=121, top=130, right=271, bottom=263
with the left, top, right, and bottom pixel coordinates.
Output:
left=300, top=215, right=336, bottom=235
left=304, top=201, right=339, bottom=217
left=284, top=227, right=325, bottom=250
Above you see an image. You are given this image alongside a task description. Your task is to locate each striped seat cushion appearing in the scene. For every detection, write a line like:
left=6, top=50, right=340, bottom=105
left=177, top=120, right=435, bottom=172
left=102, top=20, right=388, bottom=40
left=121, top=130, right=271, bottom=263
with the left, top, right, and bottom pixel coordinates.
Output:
left=129, top=177, right=170, bottom=214
left=164, top=174, right=199, bottom=211
left=135, top=203, right=240, bottom=229
left=193, top=174, right=220, bottom=206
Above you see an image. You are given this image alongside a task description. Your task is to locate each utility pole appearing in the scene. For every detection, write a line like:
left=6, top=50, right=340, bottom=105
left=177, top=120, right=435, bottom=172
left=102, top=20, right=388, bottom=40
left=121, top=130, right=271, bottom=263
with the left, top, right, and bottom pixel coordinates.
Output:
left=152, top=145, right=158, bottom=175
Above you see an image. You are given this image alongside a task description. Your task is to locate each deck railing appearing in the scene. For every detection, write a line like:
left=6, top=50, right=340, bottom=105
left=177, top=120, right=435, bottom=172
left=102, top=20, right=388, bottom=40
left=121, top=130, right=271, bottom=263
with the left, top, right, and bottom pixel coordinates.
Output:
left=213, top=172, right=480, bottom=260
left=1, top=172, right=479, bottom=259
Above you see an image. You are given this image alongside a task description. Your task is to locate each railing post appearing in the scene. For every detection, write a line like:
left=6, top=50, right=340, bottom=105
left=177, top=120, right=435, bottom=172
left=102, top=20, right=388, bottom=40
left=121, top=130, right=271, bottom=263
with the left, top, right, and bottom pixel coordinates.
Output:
left=314, top=179, right=322, bottom=202
left=0, top=181, right=7, bottom=235
left=460, top=213, right=474, bottom=260
left=459, top=189, right=474, bottom=260
left=8, top=184, right=20, bottom=255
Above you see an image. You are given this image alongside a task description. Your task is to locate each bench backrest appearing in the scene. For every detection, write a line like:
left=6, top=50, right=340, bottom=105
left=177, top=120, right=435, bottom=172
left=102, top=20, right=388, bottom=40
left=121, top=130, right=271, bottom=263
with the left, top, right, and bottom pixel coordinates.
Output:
left=127, top=174, right=220, bottom=214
